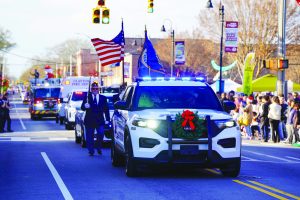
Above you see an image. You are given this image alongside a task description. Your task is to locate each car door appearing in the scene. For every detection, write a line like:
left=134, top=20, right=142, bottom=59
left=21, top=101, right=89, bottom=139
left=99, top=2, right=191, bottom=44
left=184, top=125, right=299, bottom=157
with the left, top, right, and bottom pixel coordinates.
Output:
left=113, top=86, right=134, bottom=152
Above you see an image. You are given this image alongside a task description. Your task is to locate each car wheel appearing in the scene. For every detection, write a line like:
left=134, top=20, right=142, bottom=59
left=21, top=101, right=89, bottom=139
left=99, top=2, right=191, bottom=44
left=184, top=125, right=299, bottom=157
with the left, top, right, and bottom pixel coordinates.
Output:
left=111, top=135, right=124, bottom=167
left=75, top=125, right=81, bottom=144
left=80, top=127, right=86, bottom=148
left=125, top=135, right=138, bottom=177
left=220, top=157, right=241, bottom=178
left=65, top=120, right=72, bottom=130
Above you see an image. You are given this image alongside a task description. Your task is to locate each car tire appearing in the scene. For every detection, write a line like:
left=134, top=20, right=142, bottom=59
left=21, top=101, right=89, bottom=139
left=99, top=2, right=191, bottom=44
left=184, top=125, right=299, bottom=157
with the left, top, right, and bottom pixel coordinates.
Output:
left=220, top=157, right=241, bottom=178
left=30, top=114, right=36, bottom=120
left=75, top=126, right=81, bottom=144
left=65, top=120, right=73, bottom=130
left=80, top=127, right=86, bottom=148
left=111, top=136, right=124, bottom=167
left=125, top=135, right=138, bottom=177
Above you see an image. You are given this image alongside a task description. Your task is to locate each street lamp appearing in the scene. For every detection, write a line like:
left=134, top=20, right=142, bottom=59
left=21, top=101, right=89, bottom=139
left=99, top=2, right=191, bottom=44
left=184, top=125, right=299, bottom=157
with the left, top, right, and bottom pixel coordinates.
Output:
left=161, top=19, right=175, bottom=77
left=207, top=0, right=224, bottom=94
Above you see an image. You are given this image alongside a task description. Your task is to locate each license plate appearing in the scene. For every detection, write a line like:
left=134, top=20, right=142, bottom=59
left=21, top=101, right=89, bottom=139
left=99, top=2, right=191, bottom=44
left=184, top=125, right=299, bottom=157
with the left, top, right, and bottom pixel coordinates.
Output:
left=180, top=145, right=199, bottom=155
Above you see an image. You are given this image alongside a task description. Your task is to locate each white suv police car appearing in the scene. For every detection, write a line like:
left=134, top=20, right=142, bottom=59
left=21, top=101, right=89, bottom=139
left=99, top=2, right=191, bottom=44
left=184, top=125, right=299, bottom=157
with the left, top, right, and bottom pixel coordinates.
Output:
left=111, top=77, right=241, bottom=177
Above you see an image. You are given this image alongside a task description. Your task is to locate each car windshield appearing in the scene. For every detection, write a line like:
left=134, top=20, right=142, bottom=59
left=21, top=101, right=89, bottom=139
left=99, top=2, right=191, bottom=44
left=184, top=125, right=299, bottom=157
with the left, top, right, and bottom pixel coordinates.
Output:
left=134, top=86, right=222, bottom=111
left=34, top=88, right=60, bottom=98
left=72, top=91, right=87, bottom=101
left=106, top=97, right=114, bottom=110
left=102, top=87, right=119, bottom=93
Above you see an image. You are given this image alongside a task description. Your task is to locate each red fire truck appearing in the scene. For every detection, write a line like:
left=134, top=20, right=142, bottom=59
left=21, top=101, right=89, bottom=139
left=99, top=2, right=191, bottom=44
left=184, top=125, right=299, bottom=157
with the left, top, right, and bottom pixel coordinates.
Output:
left=28, top=78, right=61, bottom=120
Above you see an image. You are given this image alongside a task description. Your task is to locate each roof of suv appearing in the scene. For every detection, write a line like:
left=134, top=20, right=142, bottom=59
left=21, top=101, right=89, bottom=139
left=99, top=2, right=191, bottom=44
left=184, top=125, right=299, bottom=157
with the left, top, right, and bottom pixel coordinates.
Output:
left=134, top=78, right=208, bottom=87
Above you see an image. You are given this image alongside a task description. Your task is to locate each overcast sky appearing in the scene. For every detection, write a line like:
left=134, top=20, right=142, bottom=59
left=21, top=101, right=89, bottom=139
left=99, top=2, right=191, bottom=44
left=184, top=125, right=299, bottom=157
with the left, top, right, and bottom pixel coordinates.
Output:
left=0, top=0, right=211, bottom=78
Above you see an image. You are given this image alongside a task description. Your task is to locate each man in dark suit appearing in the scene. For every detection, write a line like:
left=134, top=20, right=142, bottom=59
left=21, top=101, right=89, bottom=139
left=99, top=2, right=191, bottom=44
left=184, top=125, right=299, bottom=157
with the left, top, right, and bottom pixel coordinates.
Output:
left=81, top=82, right=110, bottom=156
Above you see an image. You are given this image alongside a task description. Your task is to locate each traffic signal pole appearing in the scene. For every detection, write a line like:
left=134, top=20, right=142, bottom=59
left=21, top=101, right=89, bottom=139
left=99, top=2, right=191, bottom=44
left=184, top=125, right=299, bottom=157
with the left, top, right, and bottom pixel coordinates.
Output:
left=277, top=0, right=287, bottom=98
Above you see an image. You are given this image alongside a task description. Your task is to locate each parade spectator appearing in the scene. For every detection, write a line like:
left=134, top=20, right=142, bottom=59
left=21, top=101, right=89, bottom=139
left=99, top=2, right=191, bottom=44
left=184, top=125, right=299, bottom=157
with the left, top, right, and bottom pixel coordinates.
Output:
left=293, top=92, right=300, bottom=103
left=268, top=96, right=282, bottom=143
left=279, top=96, right=288, bottom=139
left=253, top=95, right=262, bottom=114
left=291, top=103, right=300, bottom=144
left=239, top=95, right=248, bottom=111
left=251, top=112, right=261, bottom=140
left=231, top=107, right=240, bottom=123
left=243, top=97, right=253, bottom=139
left=259, top=95, right=271, bottom=142
left=220, top=92, right=228, bottom=107
left=286, top=101, right=298, bottom=144
left=228, top=90, right=235, bottom=102
left=81, top=82, right=110, bottom=156
left=2, top=93, right=13, bottom=132
left=0, top=94, right=5, bottom=133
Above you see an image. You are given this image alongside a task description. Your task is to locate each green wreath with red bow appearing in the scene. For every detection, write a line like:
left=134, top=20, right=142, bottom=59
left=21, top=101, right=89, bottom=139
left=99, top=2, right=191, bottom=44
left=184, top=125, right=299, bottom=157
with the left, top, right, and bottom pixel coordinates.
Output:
left=172, top=110, right=206, bottom=139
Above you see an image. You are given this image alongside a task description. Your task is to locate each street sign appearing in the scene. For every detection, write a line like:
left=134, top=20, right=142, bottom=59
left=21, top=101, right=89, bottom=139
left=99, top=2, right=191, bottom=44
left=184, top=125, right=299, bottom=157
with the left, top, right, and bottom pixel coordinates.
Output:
left=225, top=21, right=238, bottom=53
left=175, top=41, right=185, bottom=65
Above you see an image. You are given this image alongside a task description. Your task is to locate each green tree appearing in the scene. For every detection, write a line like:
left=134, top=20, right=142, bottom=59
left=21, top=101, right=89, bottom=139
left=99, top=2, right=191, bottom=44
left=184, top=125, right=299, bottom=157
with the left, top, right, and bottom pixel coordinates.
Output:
left=0, top=27, right=15, bottom=51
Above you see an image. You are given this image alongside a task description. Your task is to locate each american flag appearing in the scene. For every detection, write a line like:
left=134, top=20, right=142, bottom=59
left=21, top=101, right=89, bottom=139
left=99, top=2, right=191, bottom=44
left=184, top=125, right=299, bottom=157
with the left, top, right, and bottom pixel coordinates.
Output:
left=91, top=27, right=125, bottom=66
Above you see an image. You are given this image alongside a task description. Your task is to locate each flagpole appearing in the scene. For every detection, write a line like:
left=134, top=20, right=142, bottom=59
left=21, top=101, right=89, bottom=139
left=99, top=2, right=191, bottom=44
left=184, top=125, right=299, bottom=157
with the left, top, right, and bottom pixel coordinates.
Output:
left=144, top=25, right=150, bottom=77
left=121, top=19, right=125, bottom=86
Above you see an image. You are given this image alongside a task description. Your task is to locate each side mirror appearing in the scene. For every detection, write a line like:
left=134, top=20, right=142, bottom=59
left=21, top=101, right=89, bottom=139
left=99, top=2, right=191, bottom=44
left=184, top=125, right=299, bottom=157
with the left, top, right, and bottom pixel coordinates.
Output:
left=223, top=100, right=236, bottom=113
left=114, top=101, right=127, bottom=110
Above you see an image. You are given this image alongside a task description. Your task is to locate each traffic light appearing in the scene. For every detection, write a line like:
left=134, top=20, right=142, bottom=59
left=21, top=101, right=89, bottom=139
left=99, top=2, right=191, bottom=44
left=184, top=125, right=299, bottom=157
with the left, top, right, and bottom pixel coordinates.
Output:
left=148, top=0, right=154, bottom=13
left=98, top=0, right=105, bottom=7
left=92, top=7, right=100, bottom=23
left=278, top=59, right=288, bottom=70
left=102, top=8, right=110, bottom=24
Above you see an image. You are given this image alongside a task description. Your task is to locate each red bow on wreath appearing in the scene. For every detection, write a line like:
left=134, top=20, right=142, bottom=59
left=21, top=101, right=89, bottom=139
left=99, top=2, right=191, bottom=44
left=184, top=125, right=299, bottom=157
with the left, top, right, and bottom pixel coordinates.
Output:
left=181, top=110, right=195, bottom=131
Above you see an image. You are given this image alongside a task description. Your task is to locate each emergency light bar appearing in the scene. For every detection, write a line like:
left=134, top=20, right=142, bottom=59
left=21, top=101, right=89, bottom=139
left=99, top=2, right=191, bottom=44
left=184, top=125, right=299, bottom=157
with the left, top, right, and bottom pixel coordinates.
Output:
left=136, top=77, right=206, bottom=82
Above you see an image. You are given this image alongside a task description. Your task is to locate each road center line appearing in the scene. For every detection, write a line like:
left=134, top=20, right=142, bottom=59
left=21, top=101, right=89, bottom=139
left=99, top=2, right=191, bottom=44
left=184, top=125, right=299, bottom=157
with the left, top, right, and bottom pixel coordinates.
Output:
left=13, top=104, right=26, bottom=130
left=243, top=150, right=293, bottom=162
left=248, top=180, right=300, bottom=200
left=233, top=180, right=288, bottom=200
left=41, top=152, right=73, bottom=200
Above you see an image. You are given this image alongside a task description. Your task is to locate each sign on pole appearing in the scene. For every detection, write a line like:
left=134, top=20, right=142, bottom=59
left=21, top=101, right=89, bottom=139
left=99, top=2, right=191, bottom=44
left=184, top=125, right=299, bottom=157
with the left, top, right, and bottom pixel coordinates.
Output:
left=225, top=21, right=238, bottom=53
left=175, top=41, right=185, bottom=65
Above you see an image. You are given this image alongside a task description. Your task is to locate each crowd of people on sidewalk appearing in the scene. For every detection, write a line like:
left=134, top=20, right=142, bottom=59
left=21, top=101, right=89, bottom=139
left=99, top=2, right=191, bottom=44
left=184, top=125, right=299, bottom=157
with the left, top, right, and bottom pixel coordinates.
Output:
left=0, top=93, right=13, bottom=133
left=219, top=91, right=300, bottom=145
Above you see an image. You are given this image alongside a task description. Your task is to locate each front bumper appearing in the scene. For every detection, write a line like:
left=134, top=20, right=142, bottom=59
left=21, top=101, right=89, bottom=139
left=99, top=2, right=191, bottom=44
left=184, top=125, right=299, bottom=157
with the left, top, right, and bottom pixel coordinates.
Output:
left=130, top=116, right=241, bottom=165
left=31, top=110, right=58, bottom=117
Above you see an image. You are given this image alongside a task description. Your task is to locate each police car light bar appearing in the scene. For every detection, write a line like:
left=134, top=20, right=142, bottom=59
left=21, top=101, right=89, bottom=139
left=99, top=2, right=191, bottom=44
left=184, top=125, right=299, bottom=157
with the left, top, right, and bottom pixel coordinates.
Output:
left=136, top=77, right=206, bottom=82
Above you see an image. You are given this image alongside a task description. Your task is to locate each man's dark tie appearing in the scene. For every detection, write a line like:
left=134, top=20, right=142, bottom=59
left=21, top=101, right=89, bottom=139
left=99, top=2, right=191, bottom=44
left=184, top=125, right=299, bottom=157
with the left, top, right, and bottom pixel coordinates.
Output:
left=93, top=95, right=97, bottom=104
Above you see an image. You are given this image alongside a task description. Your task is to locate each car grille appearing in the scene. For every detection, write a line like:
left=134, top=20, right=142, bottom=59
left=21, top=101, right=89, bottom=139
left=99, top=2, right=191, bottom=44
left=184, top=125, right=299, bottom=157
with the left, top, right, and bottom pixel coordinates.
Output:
left=43, top=100, right=57, bottom=110
left=152, top=119, right=221, bottom=139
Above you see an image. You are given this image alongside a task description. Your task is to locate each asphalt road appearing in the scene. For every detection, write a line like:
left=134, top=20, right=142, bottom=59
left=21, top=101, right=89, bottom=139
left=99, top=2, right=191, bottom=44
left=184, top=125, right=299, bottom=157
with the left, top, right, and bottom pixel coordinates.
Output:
left=0, top=95, right=300, bottom=200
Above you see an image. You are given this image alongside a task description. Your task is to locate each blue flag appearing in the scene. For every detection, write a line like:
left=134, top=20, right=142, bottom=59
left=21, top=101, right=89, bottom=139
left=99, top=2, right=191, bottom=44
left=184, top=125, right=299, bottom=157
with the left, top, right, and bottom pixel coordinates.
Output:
left=138, top=29, right=165, bottom=77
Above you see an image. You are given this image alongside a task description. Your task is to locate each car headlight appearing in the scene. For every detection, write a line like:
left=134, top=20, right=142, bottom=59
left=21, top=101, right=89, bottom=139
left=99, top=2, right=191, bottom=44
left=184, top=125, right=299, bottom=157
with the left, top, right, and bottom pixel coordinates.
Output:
left=35, top=103, right=43, bottom=108
left=132, top=119, right=160, bottom=129
left=214, top=119, right=236, bottom=129
left=69, top=107, right=76, bottom=113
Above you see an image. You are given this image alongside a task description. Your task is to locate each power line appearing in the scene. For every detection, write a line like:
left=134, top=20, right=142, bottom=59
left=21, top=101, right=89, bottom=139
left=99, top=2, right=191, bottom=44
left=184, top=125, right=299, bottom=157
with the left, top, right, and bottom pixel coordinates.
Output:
left=0, top=49, right=102, bottom=65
